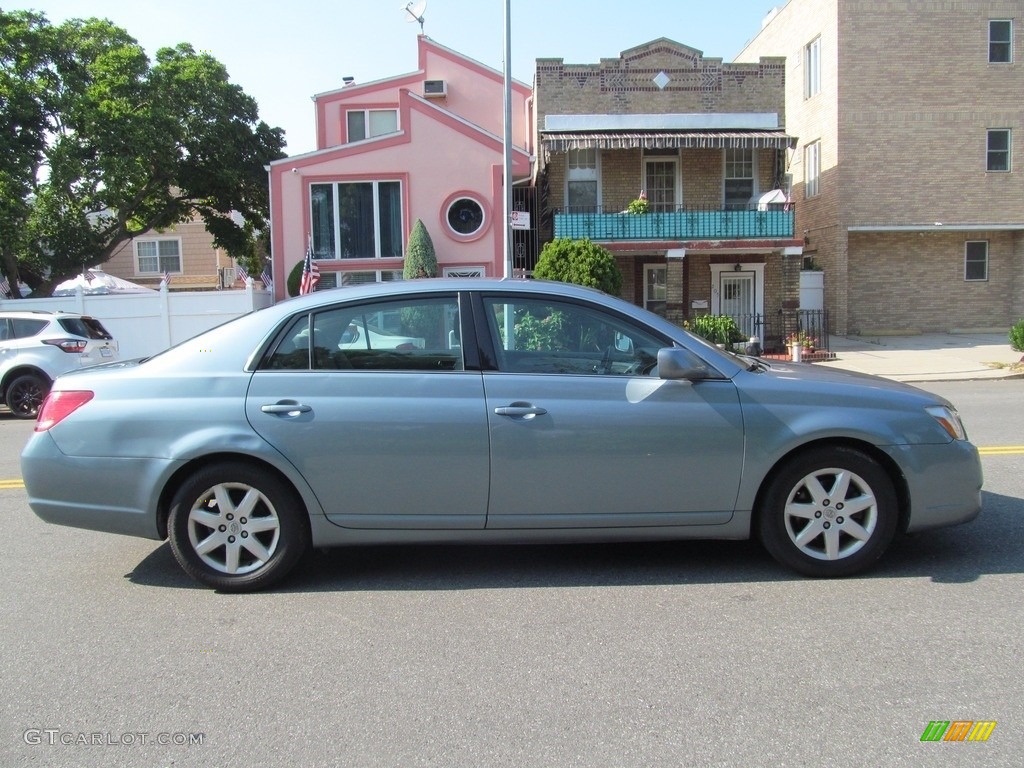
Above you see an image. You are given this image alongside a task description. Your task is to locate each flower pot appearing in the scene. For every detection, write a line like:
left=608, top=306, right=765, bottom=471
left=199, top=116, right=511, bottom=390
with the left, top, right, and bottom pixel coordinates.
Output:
left=789, top=344, right=802, bottom=362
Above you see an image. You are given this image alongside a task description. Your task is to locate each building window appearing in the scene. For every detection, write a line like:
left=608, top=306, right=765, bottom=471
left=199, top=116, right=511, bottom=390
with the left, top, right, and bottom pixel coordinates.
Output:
left=644, top=156, right=678, bottom=212
left=987, top=129, right=1011, bottom=171
left=311, top=181, right=403, bottom=260
left=724, top=148, right=755, bottom=210
left=989, top=20, right=1012, bottom=63
left=444, top=267, right=485, bottom=278
left=566, top=149, right=598, bottom=212
left=804, top=141, right=821, bottom=198
left=446, top=198, right=485, bottom=236
left=804, top=36, right=821, bottom=98
left=644, top=265, right=667, bottom=316
left=135, top=239, right=181, bottom=274
left=965, top=241, right=988, bottom=281
left=346, top=109, right=398, bottom=142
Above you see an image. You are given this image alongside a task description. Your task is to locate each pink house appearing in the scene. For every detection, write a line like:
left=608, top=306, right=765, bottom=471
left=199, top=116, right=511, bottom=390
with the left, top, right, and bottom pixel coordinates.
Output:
left=267, top=36, right=533, bottom=299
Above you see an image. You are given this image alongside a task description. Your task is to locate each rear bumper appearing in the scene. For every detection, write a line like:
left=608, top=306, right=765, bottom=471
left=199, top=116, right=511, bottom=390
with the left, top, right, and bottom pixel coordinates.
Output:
left=21, top=432, right=174, bottom=540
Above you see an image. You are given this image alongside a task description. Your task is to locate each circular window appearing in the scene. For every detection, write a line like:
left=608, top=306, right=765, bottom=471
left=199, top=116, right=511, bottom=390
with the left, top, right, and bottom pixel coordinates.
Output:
left=447, top=198, right=484, bottom=235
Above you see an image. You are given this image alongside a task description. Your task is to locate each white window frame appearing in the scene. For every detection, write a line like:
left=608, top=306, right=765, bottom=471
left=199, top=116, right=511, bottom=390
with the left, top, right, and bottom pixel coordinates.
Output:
left=643, top=155, right=680, bottom=212
left=134, top=237, right=182, bottom=275
left=311, top=180, right=404, bottom=260
left=643, top=264, right=667, bottom=316
left=723, top=148, right=757, bottom=210
left=964, top=241, right=989, bottom=281
left=443, top=267, right=485, bottom=278
left=346, top=109, right=399, bottom=142
left=565, top=148, right=600, bottom=211
left=987, top=129, right=1011, bottom=172
left=804, top=141, right=821, bottom=198
left=804, top=36, right=821, bottom=99
left=989, top=19, right=1013, bottom=63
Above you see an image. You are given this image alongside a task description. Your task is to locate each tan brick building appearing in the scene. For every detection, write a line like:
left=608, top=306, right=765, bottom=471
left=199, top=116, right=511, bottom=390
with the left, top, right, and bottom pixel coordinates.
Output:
left=740, top=0, right=1024, bottom=335
left=534, top=39, right=805, bottom=349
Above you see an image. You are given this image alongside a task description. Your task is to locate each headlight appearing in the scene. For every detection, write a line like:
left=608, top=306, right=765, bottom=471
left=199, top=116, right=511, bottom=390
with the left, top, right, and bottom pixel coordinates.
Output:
left=925, top=405, right=968, bottom=441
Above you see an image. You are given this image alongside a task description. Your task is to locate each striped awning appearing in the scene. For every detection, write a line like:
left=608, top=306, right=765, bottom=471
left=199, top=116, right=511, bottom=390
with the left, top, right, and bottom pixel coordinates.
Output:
left=541, top=130, right=797, bottom=153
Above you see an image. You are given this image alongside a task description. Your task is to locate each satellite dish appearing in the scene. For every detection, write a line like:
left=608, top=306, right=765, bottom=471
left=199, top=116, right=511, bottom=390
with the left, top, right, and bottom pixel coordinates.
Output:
left=402, top=0, right=426, bottom=33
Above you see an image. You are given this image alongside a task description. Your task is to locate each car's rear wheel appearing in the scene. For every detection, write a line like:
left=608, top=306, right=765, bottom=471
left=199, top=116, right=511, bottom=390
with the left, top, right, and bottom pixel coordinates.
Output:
left=757, top=446, right=898, bottom=577
left=168, top=462, right=310, bottom=592
left=5, top=373, right=50, bottom=419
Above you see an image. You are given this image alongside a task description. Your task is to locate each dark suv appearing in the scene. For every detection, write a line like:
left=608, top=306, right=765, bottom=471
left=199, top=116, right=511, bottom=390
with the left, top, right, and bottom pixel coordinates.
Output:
left=0, top=311, right=119, bottom=418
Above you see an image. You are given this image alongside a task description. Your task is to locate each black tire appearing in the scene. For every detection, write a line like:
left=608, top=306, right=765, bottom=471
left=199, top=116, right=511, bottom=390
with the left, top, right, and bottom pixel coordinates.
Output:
left=757, top=446, right=898, bottom=577
left=168, top=462, right=310, bottom=592
left=5, top=373, right=50, bottom=419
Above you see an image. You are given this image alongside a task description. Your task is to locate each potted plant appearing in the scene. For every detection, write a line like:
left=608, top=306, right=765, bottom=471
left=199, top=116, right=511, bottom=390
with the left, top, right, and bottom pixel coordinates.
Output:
left=627, top=191, right=649, bottom=215
left=786, top=331, right=815, bottom=361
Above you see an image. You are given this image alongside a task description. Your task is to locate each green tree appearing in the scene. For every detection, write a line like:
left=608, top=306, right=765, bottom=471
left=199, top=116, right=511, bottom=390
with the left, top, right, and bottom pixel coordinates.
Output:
left=0, top=11, right=286, bottom=296
left=403, top=218, right=437, bottom=278
left=533, top=238, right=622, bottom=296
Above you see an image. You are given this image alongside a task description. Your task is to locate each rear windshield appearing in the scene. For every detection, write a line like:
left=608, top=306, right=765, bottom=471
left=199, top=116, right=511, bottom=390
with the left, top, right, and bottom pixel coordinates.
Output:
left=57, top=316, right=113, bottom=340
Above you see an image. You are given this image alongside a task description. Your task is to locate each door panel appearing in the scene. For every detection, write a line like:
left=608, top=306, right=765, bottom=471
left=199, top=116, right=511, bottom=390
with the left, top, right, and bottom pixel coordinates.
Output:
left=483, top=373, right=744, bottom=528
left=479, top=294, right=743, bottom=528
left=720, top=272, right=756, bottom=338
left=247, top=295, right=489, bottom=529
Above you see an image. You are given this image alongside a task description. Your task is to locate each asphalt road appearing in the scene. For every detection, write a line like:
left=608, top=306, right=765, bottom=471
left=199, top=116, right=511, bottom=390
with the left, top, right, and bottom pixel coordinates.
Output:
left=1, top=380, right=1022, bottom=767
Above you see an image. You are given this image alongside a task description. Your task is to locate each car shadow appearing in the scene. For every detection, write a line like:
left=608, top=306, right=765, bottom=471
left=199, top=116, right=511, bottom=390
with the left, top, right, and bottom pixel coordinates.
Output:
left=125, top=490, right=1024, bottom=592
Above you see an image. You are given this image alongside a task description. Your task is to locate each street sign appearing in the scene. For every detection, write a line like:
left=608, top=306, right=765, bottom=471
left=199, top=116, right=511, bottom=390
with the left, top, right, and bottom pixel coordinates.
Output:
left=509, top=210, right=530, bottom=230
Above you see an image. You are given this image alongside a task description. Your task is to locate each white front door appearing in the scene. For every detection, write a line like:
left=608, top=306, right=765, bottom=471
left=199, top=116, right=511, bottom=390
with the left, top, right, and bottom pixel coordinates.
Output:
left=711, top=264, right=764, bottom=341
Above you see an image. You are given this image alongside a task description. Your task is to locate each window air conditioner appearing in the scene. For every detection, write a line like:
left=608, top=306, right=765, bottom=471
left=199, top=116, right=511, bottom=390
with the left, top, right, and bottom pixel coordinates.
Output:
left=423, top=80, right=447, bottom=98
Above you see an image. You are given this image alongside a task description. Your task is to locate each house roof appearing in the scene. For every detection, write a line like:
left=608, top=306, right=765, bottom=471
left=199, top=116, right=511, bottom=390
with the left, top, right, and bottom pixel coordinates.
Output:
left=540, top=130, right=797, bottom=153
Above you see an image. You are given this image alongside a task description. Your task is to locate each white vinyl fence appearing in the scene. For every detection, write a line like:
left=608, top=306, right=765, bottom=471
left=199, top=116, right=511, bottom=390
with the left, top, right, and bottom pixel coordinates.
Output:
left=0, top=282, right=274, bottom=360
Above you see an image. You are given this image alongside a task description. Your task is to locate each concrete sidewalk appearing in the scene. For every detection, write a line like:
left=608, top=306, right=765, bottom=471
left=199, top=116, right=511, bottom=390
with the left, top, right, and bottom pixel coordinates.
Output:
left=815, top=332, right=1024, bottom=382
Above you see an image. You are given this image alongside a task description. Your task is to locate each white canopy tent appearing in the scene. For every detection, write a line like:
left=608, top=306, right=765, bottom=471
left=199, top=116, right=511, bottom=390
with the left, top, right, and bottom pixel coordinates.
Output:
left=52, top=269, right=157, bottom=297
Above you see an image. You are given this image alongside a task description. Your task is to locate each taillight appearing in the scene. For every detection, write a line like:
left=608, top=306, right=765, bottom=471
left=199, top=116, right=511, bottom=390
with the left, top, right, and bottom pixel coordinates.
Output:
left=35, top=390, right=94, bottom=431
left=42, top=338, right=89, bottom=353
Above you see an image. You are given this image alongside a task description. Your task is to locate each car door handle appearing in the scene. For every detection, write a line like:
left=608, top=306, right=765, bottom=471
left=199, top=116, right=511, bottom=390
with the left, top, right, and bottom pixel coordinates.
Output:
left=494, top=403, right=548, bottom=418
left=261, top=402, right=312, bottom=415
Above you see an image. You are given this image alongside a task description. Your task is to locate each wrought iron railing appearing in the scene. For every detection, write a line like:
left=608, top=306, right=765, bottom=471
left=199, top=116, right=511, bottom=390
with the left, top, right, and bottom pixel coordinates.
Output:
left=554, top=205, right=794, bottom=241
left=684, top=310, right=831, bottom=356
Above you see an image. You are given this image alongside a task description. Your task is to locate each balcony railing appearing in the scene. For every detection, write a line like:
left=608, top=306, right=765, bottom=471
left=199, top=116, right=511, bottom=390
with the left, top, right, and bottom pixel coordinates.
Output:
left=554, top=206, right=794, bottom=241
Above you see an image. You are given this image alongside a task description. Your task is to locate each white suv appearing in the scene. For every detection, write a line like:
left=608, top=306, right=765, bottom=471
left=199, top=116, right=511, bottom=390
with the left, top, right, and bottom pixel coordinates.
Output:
left=0, top=310, right=119, bottom=418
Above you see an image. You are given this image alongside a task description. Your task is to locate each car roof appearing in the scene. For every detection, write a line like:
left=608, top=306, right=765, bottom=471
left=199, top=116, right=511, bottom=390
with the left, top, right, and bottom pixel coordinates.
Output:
left=0, top=309, right=87, bottom=319
left=278, top=278, right=625, bottom=311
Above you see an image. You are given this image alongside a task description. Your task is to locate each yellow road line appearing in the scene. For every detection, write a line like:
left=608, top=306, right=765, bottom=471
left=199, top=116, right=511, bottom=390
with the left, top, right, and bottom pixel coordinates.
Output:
left=0, top=480, right=25, bottom=489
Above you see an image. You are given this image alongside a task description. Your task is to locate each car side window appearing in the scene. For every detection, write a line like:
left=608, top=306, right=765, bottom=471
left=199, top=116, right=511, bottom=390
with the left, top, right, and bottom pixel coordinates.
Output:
left=261, top=297, right=463, bottom=372
left=483, top=297, right=663, bottom=375
left=11, top=319, right=47, bottom=339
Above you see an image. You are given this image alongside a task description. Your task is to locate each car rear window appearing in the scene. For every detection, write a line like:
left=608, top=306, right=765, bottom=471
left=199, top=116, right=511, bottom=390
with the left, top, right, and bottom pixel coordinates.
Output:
left=57, top=316, right=114, bottom=340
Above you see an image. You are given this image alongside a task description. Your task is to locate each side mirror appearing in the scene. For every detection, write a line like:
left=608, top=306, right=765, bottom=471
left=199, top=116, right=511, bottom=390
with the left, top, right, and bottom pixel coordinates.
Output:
left=613, top=332, right=634, bottom=354
left=657, top=347, right=713, bottom=381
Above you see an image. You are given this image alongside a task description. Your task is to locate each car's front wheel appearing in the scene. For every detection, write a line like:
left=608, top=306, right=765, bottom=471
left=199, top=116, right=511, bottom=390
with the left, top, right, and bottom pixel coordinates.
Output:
left=5, top=373, right=50, bottom=419
left=757, top=446, right=899, bottom=577
left=168, top=462, right=310, bottom=592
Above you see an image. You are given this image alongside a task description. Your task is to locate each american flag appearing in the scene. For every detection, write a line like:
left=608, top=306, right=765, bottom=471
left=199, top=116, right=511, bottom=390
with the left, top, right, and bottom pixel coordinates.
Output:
left=260, top=269, right=273, bottom=291
left=162, top=271, right=171, bottom=287
left=0, top=274, right=10, bottom=298
left=236, top=263, right=249, bottom=282
left=299, top=239, right=319, bottom=295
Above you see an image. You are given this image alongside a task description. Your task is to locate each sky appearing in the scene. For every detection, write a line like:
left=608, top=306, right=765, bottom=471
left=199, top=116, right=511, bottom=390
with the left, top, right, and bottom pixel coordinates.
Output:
left=17, top=0, right=787, bottom=156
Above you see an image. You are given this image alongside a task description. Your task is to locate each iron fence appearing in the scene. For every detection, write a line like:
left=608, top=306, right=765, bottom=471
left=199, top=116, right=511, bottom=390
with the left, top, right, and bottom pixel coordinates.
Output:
left=684, top=310, right=831, bottom=355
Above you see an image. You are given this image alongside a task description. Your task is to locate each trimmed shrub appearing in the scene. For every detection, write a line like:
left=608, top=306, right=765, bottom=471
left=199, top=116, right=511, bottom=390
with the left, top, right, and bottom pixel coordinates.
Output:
left=533, top=238, right=622, bottom=296
left=1010, top=318, right=1024, bottom=352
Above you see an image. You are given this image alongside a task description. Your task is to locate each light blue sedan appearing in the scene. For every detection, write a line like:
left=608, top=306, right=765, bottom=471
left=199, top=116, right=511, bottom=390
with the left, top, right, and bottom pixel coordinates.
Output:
left=21, top=279, right=982, bottom=591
